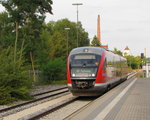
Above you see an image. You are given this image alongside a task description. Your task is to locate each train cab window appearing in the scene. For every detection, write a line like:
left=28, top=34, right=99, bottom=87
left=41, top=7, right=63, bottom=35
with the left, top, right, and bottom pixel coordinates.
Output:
left=70, top=54, right=101, bottom=67
left=70, top=54, right=101, bottom=78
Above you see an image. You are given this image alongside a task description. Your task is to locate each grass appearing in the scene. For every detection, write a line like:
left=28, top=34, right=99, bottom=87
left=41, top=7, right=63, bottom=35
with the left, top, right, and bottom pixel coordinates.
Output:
left=50, top=80, right=67, bottom=85
left=34, top=79, right=67, bottom=86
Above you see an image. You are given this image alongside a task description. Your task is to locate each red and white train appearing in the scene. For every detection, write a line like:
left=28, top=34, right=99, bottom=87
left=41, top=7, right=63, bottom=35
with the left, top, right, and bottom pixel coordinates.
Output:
left=67, top=47, right=129, bottom=96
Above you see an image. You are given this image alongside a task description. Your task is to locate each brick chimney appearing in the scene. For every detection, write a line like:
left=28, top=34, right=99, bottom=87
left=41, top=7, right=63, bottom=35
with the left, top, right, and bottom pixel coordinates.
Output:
left=97, top=15, right=101, bottom=44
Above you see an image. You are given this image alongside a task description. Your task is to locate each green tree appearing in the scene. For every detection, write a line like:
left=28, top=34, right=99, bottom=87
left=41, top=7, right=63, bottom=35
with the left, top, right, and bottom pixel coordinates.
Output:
left=135, top=56, right=142, bottom=69
left=0, top=0, right=53, bottom=61
left=0, top=12, right=15, bottom=48
left=91, top=35, right=101, bottom=47
left=0, top=0, right=54, bottom=103
left=0, top=48, right=32, bottom=104
left=39, top=19, right=90, bottom=83
left=36, top=28, right=51, bottom=64
left=77, top=22, right=90, bottom=47
left=51, top=19, right=77, bottom=53
left=1, top=0, right=53, bottom=81
left=52, top=19, right=89, bottom=48
left=49, top=31, right=66, bottom=59
left=45, top=19, right=89, bottom=59
left=113, top=48, right=123, bottom=56
left=125, top=55, right=142, bottom=69
left=41, top=58, right=66, bottom=82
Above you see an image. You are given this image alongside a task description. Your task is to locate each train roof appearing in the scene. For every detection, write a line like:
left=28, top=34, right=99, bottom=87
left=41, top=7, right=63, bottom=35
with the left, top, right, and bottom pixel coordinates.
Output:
left=69, top=47, right=126, bottom=60
left=69, top=47, right=106, bottom=55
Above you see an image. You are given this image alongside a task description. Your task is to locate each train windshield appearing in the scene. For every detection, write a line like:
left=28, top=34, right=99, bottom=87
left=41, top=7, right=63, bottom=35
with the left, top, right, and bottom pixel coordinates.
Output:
left=70, top=54, right=101, bottom=78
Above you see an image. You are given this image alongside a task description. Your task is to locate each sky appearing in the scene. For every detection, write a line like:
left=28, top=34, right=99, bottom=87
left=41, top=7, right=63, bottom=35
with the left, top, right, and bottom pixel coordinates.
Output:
left=0, top=0, right=150, bottom=57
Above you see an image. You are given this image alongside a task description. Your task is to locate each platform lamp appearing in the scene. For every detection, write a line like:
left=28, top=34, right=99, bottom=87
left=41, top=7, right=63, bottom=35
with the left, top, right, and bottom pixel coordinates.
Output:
left=64, top=27, right=70, bottom=56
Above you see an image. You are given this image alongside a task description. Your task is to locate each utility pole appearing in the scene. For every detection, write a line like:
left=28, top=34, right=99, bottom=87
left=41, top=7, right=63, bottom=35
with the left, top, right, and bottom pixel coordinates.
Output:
left=72, top=3, right=83, bottom=47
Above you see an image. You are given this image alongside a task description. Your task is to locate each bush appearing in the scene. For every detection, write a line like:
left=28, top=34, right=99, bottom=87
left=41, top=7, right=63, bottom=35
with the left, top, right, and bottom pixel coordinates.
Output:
left=0, top=48, right=32, bottom=104
left=0, top=86, right=14, bottom=104
left=41, top=58, right=66, bottom=83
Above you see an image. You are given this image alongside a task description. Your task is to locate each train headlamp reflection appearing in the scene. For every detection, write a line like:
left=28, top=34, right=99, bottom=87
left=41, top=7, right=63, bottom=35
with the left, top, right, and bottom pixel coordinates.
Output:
left=92, top=73, right=95, bottom=77
left=72, top=74, right=76, bottom=77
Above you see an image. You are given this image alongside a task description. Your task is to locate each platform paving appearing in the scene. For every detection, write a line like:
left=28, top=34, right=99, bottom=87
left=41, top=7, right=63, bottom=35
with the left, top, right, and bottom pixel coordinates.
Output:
left=112, top=78, right=150, bottom=120
left=64, top=78, right=150, bottom=120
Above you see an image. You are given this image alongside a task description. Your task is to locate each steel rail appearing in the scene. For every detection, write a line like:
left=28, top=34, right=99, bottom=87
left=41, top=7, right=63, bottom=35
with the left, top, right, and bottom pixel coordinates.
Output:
left=32, top=86, right=68, bottom=96
left=25, top=96, right=78, bottom=120
left=0, top=88, right=69, bottom=113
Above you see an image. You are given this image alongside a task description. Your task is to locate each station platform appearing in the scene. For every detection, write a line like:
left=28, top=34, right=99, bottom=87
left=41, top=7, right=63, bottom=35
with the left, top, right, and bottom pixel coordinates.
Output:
left=64, top=77, right=150, bottom=120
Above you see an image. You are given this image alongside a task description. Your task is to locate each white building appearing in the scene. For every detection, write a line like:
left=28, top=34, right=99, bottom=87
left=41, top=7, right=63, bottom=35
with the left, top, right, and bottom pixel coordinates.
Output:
left=123, top=46, right=131, bottom=56
left=142, top=58, right=150, bottom=78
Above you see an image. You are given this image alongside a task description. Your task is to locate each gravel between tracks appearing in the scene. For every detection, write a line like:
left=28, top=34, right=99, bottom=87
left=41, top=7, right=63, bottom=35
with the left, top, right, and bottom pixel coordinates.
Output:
left=30, top=85, right=67, bottom=96
left=0, top=84, right=67, bottom=118
left=39, top=98, right=94, bottom=120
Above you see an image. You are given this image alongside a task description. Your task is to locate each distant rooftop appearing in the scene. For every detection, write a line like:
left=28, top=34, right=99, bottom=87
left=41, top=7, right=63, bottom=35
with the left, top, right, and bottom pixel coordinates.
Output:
left=101, top=45, right=108, bottom=50
left=123, top=46, right=131, bottom=56
left=124, top=46, right=130, bottom=50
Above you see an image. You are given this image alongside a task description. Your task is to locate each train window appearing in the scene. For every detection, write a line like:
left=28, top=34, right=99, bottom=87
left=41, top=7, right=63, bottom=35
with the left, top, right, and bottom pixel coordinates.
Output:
left=74, top=55, right=96, bottom=60
left=70, top=54, right=101, bottom=78
left=103, top=59, right=107, bottom=70
left=70, top=54, right=101, bottom=67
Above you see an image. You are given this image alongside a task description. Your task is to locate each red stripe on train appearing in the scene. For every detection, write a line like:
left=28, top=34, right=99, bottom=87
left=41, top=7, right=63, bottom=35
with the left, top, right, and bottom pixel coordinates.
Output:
left=95, top=51, right=106, bottom=83
left=67, top=55, right=72, bottom=84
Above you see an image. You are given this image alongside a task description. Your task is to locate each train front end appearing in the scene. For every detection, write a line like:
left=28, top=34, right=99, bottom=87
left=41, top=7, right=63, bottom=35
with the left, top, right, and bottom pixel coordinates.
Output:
left=67, top=47, right=106, bottom=96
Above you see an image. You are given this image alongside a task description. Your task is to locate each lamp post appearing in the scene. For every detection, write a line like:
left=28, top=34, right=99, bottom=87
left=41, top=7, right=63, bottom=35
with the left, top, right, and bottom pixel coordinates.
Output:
left=64, top=27, right=70, bottom=56
left=72, top=3, right=83, bottom=47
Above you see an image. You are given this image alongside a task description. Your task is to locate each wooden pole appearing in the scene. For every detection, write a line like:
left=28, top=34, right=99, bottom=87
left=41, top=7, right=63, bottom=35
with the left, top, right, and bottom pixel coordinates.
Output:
left=30, top=52, right=36, bottom=82
left=14, top=22, right=19, bottom=63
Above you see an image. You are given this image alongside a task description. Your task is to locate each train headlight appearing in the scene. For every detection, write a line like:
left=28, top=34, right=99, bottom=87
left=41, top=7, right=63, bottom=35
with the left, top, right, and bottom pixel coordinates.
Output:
left=72, top=74, right=76, bottom=77
left=92, top=73, right=95, bottom=77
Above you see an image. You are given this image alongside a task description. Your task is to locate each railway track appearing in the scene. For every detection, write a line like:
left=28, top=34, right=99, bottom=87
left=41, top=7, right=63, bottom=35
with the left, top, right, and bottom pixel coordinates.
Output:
left=30, top=73, right=137, bottom=120
left=63, top=98, right=94, bottom=120
left=32, top=96, right=98, bottom=120
left=32, top=87, right=68, bottom=97
left=1, top=94, right=77, bottom=120
left=1, top=73, right=137, bottom=120
left=24, top=96, right=78, bottom=120
left=0, top=87, right=69, bottom=117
